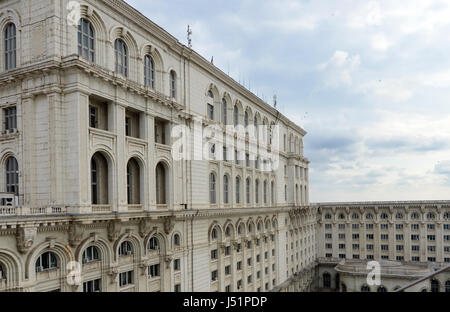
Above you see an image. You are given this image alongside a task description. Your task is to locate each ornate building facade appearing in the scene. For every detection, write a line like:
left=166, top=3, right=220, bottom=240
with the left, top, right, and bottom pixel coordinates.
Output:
left=0, top=0, right=314, bottom=292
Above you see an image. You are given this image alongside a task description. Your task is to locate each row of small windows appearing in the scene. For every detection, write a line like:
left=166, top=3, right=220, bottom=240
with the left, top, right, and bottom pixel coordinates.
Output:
left=324, top=212, right=448, bottom=220
left=76, top=19, right=176, bottom=97
left=209, top=173, right=276, bottom=205
left=34, top=235, right=180, bottom=272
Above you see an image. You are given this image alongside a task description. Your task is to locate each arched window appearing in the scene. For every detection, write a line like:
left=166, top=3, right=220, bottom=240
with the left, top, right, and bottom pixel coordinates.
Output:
left=233, top=105, right=239, bottom=127
left=211, top=227, right=218, bottom=240
left=427, top=213, right=436, bottom=220
left=144, top=55, right=155, bottom=88
left=238, top=224, right=244, bottom=235
left=4, top=23, right=16, bottom=70
left=352, top=213, right=359, bottom=219
left=284, top=185, right=287, bottom=201
left=444, top=212, right=450, bottom=220
left=119, top=241, right=133, bottom=256
left=6, top=156, right=18, bottom=195
left=255, top=179, right=260, bottom=204
left=223, top=175, right=229, bottom=204
left=396, top=213, right=403, bottom=220
left=83, top=246, right=100, bottom=263
left=445, top=280, right=450, bottom=292
left=114, top=39, right=128, bottom=76
left=244, top=111, right=249, bottom=127
left=235, top=176, right=241, bottom=204
left=366, top=213, right=373, bottom=220
left=380, top=213, right=388, bottom=220
left=0, top=263, right=4, bottom=280
left=148, top=237, right=160, bottom=251
left=91, top=153, right=109, bottom=205
left=156, top=162, right=167, bottom=205
left=323, top=272, right=331, bottom=288
left=377, top=286, right=387, bottom=292
left=209, top=173, right=216, bottom=204
left=222, top=98, right=227, bottom=124
left=325, top=214, right=332, bottom=220
left=35, top=252, right=58, bottom=272
left=225, top=225, right=232, bottom=237
left=411, top=212, right=419, bottom=220
left=361, top=285, right=370, bottom=292
left=264, top=181, right=268, bottom=204
left=339, top=213, right=345, bottom=220
left=431, top=279, right=440, bottom=292
left=170, top=70, right=176, bottom=98
left=248, top=223, right=253, bottom=233
left=246, top=178, right=251, bottom=204
left=77, top=18, right=95, bottom=62
left=127, top=158, right=140, bottom=205
left=173, top=234, right=181, bottom=247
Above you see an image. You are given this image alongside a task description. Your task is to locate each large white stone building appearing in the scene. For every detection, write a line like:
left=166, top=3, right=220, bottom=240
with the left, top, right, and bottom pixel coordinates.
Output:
left=1, top=0, right=449, bottom=294
left=0, top=0, right=315, bottom=292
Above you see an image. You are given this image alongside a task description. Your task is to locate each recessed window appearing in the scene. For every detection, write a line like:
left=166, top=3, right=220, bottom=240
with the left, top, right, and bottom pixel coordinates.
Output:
left=4, top=106, right=16, bottom=131
left=144, top=55, right=155, bottom=88
left=119, top=241, right=133, bottom=256
left=119, top=271, right=133, bottom=287
left=35, top=252, right=58, bottom=272
left=6, top=156, right=18, bottom=196
left=114, top=39, right=128, bottom=76
left=83, top=279, right=101, bottom=292
left=148, top=237, right=160, bottom=251
left=4, top=23, right=16, bottom=70
left=78, top=19, right=95, bottom=62
left=82, top=246, right=100, bottom=263
left=170, top=71, right=176, bottom=98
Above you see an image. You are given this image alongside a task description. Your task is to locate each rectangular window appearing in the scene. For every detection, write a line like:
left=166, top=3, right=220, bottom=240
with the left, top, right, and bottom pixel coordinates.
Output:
left=427, top=235, right=436, bottom=241
left=148, top=264, right=160, bottom=278
left=211, top=270, right=218, bottom=281
left=4, top=107, right=17, bottom=131
left=211, top=249, right=218, bottom=260
left=237, top=261, right=242, bottom=271
left=381, top=234, right=389, bottom=240
left=174, top=284, right=181, bottom=292
left=89, top=106, right=98, bottom=128
left=173, top=259, right=180, bottom=271
left=119, top=271, right=133, bottom=287
left=412, top=245, right=420, bottom=251
left=83, top=279, right=101, bottom=292
left=396, top=224, right=403, bottom=230
left=225, top=265, right=231, bottom=275
left=411, top=235, right=420, bottom=241
left=366, top=224, right=374, bottom=230
left=396, top=245, right=404, bottom=251
left=411, top=224, right=419, bottom=230
left=381, top=245, right=389, bottom=251
left=380, top=224, right=388, bottom=230
left=396, top=234, right=404, bottom=241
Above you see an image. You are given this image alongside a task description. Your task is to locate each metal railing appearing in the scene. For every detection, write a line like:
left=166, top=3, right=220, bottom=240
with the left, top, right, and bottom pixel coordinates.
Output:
left=395, top=264, right=450, bottom=292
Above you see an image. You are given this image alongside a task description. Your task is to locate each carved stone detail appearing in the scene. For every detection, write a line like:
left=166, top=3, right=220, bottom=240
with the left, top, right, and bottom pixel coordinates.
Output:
left=163, top=216, right=175, bottom=235
left=68, top=222, right=84, bottom=248
left=16, top=225, right=37, bottom=254
left=107, top=220, right=121, bottom=242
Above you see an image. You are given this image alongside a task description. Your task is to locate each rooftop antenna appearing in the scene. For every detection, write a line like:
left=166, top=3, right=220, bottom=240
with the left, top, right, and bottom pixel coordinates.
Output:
left=273, top=94, right=278, bottom=109
left=187, top=25, right=192, bottom=49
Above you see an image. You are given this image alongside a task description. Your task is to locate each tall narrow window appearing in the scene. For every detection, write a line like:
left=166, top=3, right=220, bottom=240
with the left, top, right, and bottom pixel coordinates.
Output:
left=170, top=70, right=176, bottom=98
left=246, top=178, right=251, bottom=204
left=4, top=23, right=16, bottom=70
left=255, top=180, right=260, bottom=204
left=126, top=158, right=141, bottom=205
left=264, top=181, right=268, bottom=204
left=222, top=98, right=227, bottom=124
left=91, top=158, right=98, bottom=204
left=89, top=106, right=98, bottom=128
left=4, top=106, right=16, bottom=131
left=223, top=175, right=229, bottom=204
left=244, top=111, right=249, bottom=127
left=77, top=19, right=94, bottom=62
left=114, top=39, right=128, bottom=76
left=284, top=185, right=287, bottom=201
left=271, top=181, right=274, bottom=204
left=209, top=173, right=216, bottom=204
left=6, top=157, right=18, bottom=195
left=235, top=177, right=241, bottom=204
left=156, top=163, right=166, bottom=205
left=233, top=105, right=239, bottom=127
left=144, top=55, right=155, bottom=88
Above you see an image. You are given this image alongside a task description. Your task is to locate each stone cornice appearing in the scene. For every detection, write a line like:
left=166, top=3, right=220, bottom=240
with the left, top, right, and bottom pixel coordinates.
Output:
left=102, top=0, right=307, bottom=137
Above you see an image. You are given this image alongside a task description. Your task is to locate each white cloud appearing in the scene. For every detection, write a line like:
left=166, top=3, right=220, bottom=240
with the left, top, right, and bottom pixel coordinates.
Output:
left=370, top=33, right=391, bottom=51
left=318, top=51, right=360, bottom=87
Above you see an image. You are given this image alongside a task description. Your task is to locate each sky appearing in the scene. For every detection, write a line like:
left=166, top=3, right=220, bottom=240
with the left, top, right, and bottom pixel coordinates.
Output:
left=125, top=0, right=450, bottom=203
